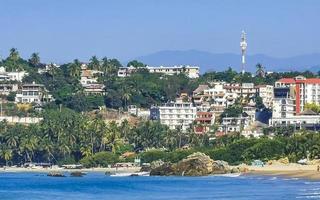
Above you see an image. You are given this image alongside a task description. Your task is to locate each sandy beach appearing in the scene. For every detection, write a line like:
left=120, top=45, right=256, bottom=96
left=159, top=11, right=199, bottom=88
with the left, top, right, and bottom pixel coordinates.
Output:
left=3, top=164, right=320, bottom=181
left=247, top=164, right=320, bottom=180
left=0, top=166, right=141, bottom=174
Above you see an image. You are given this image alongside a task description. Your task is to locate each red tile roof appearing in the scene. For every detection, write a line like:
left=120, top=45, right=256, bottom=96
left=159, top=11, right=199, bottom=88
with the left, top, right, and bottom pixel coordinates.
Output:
left=277, top=78, right=320, bottom=84
left=277, top=78, right=295, bottom=84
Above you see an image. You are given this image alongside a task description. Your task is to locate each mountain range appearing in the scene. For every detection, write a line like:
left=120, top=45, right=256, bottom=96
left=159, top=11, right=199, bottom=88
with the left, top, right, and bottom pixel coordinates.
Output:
left=132, top=50, right=320, bottom=73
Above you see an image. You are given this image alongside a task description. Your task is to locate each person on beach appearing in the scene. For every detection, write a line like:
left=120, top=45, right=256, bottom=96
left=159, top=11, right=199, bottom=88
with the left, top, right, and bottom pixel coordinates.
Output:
left=317, top=165, right=320, bottom=172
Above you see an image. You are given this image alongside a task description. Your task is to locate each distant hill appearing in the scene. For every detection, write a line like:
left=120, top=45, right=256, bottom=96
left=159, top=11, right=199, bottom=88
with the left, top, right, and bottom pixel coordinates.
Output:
left=132, top=50, right=320, bottom=73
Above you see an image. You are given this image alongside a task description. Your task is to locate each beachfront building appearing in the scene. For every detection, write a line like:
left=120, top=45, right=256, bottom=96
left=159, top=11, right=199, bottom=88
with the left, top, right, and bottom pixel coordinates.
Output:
left=272, top=87, right=295, bottom=118
left=159, top=100, right=197, bottom=131
left=270, top=110, right=320, bottom=130
left=274, top=76, right=320, bottom=114
left=117, top=65, right=200, bottom=79
left=15, top=83, right=53, bottom=104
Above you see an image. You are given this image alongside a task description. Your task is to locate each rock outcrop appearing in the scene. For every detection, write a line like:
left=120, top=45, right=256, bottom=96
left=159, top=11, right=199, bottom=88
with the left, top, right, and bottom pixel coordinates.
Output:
left=267, top=157, right=289, bottom=165
left=47, top=171, right=65, bottom=177
left=175, top=152, right=214, bottom=176
left=70, top=171, right=86, bottom=177
left=149, top=152, right=232, bottom=176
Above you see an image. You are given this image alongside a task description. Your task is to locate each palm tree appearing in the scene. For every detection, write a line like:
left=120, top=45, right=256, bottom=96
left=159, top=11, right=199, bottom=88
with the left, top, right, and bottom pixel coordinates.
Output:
left=28, top=53, right=40, bottom=67
left=121, top=86, right=132, bottom=109
left=68, top=59, right=82, bottom=78
left=7, top=48, right=21, bottom=71
left=255, top=63, right=265, bottom=77
left=0, top=144, right=12, bottom=166
left=9, top=48, right=19, bottom=61
left=88, top=56, right=101, bottom=71
left=164, top=129, right=177, bottom=150
left=104, top=121, right=123, bottom=153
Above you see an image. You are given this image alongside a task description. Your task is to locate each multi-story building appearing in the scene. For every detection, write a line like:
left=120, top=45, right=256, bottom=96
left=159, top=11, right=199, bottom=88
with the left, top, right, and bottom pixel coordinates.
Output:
left=192, top=84, right=210, bottom=108
left=80, top=69, right=98, bottom=85
left=0, top=67, right=28, bottom=82
left=118, top=65, right=200, bottom=78
left=275, top=76, right=320, bottom=114
left=272, top=87, right=295, bottom=119
left=194, top=111, right=215, bottom=134
left=256, top=85, right=274, bottom=109
left=270, top=108, right=320, bottom=131
left=15, top=83, right=53, bottom=104
left=83, top=84, right=105, bottom=95
left=159, top=100, right=197, bottom=131
left=217, top=116, right=251, bottom=134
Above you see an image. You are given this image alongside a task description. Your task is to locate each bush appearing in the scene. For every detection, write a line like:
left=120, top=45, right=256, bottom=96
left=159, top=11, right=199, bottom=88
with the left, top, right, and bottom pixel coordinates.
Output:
left=243, top=139, right=285, bottom=161
left=140, top=150, right=167, bottom=163
left=166, top=149, right=195, bottom=163
left=80, top=151, right=119, bottom=168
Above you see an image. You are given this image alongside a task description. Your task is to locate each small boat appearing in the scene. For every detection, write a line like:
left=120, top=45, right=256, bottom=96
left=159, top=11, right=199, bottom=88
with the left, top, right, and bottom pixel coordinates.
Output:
left=110, top=172, right=150, bottom=177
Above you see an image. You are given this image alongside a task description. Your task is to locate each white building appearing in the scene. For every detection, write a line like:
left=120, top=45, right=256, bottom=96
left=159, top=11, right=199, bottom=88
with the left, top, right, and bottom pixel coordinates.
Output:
left=218, top=116, right=251, bottom=133
left=80, top=70, right=98, bottom=85
left=118, top=65, right=200, bottom=78
left=38, top=63, right=60, bottom=74
left=270, top=111, right=320, bottom=129
left=0, top=67, right=28, bottom=82
left=159, top=100, right=197, bottom=131
left=15, top=83, right=53, bottom=104
left=256, top=85, right=274, bottom=109
left=146, top=65, right=200, bottom=78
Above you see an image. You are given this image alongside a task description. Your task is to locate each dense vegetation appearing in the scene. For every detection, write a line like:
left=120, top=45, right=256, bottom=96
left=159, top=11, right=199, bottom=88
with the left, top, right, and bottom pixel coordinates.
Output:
left=1, top=48, right=320, bottom=113
left=0, top=108, right=319, bottom=166
left=1, top=49, right=320, bottom=167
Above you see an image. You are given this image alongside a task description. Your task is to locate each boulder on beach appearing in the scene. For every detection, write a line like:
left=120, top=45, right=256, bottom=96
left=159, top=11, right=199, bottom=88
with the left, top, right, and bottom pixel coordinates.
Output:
left=150, top=162, right=176, bottom=176
left=149, top=152, right=231, bottom=176
left=267, top=157, right=289, bottom=165
left=175, top=152, right=214, bottom=176
left=230, top=164, right=249, bottom=173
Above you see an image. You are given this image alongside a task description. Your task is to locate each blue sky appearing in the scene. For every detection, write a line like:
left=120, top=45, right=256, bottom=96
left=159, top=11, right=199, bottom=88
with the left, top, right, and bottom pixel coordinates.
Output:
left=0, top=0, right=319, bottom=63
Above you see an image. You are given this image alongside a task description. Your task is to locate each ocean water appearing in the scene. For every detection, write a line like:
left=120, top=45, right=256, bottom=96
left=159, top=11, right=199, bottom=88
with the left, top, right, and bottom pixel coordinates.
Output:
left=0, top=172, right=319, bottom=200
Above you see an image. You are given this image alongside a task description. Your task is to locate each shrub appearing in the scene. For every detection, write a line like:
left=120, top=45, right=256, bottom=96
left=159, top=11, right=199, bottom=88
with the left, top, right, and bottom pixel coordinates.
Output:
left=80, top=151, right=119, bottom=168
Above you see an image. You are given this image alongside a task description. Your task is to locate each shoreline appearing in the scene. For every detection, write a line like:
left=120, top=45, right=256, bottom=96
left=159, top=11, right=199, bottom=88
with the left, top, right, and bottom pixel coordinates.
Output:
left=0, top=166, right=141, bottom=174
left=2, top=164, right=320, bottom=181
left=246, top=164, right=320, bottom=180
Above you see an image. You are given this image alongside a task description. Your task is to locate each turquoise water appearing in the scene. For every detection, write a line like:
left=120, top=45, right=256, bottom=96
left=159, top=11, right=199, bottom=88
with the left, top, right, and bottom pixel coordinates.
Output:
left=0, top=172, right=319, bottom=200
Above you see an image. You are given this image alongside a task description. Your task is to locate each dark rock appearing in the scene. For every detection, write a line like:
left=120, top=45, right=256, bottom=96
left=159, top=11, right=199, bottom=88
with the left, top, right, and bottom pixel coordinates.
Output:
left=47, top=171, right=65, bottom=177
left=149, top=152, right=231, bottom=176
left=150, top=162, right=176, bottom=176
left=70, top=171, right=86, bottom=177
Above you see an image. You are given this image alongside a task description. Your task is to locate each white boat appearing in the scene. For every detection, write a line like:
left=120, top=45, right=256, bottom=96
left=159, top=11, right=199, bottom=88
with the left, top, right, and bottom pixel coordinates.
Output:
left=110, top=172, right=150, bottom=177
